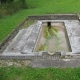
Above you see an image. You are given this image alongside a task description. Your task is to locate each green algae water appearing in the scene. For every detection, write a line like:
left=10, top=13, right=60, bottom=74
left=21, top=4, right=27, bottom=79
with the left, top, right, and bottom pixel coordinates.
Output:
left=35, top=23, right=69, bottom=53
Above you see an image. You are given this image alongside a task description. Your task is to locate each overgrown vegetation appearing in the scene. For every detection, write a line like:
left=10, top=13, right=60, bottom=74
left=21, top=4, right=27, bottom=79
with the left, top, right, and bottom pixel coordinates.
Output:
left=0, top=66, right=80, bottom=80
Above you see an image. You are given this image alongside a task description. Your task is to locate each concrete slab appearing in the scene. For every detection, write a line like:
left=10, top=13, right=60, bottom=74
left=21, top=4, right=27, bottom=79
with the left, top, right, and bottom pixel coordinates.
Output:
left=30, top=59, right=80, bottom=68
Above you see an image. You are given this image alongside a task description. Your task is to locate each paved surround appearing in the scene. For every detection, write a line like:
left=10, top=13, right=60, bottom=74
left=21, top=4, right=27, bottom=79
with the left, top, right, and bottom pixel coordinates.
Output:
left=2, top=21, right=42, bottom=55
left=2, top=19, right=80, bottom=56
left=0, top=14, right=80, bottom=68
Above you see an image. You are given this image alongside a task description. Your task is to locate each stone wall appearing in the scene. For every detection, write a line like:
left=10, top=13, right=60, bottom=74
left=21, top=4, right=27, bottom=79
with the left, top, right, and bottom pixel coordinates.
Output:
left=0, top=52, right=61, bottom=60
left=28, top=14, right=79, bottom=20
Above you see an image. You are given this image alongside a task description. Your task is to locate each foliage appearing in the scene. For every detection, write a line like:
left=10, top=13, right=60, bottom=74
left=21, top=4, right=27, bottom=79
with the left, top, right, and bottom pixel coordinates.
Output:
left=6, top=2, right=22, bottom=14
left=0, top=0, right=27, bottom=18
left=20, top=0, right=27, bottom=9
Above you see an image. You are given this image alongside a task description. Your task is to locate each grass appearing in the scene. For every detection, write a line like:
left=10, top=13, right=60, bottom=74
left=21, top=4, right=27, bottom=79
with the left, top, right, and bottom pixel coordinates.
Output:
left=0, top=66, right=80, bottom=80
left=0, top=0, right=80, bottom=42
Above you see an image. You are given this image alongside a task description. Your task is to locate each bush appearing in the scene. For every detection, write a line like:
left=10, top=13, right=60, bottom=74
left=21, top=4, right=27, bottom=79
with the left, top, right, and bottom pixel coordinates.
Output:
left=7, top=1, right=23, bottom=14
left=0, top=0, right=27, bottom=18
left=0, top=5, right=8, bottom=18
left=20, top=0, right=27, bottom=9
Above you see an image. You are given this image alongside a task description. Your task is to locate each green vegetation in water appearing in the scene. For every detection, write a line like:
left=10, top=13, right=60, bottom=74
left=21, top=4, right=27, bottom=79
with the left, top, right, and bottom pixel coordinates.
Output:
left=52, top=27, right=59, bottom=38
left=44, top=27, right=51, bottom=39
left=39, top=26, right=61, bottom=51
left=52, top=27, right=61, bottom=49
left=39, top=44, right=47, bottom=51
left=39, top=26, right=52, bottom=51
left=50, top=27, right=61, bottom=50
left=44, top=26, right=59, bottom=39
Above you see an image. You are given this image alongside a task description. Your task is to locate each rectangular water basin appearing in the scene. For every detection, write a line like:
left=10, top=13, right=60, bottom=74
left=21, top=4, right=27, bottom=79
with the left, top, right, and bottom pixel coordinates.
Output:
left=34, top=22, right=71, bottom=53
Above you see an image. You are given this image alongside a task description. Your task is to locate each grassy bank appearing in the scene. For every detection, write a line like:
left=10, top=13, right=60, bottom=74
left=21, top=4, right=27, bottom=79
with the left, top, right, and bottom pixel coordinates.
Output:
left=0, top=66, right=80, bottom=80
left=0, top=0, right=80, bottom=42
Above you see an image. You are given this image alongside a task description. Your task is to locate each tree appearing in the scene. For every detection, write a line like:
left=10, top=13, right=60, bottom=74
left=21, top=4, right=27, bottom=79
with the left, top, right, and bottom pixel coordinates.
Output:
left=20, top=0, right=27, bottom=8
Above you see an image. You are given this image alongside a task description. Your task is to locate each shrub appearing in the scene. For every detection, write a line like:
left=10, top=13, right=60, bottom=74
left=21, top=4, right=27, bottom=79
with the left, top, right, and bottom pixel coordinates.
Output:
left=7, top=1, right=23, bottom=14
left=0, top=0, right=27, bottom=18
left=20, top=0, right=27, bottom=9
left=0, top=4, right=8, bottom=18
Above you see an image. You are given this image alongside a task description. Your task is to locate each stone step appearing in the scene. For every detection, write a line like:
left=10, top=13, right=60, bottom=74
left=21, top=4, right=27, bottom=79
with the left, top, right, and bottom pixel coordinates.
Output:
left=30, top=59, right=80, bottom=68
